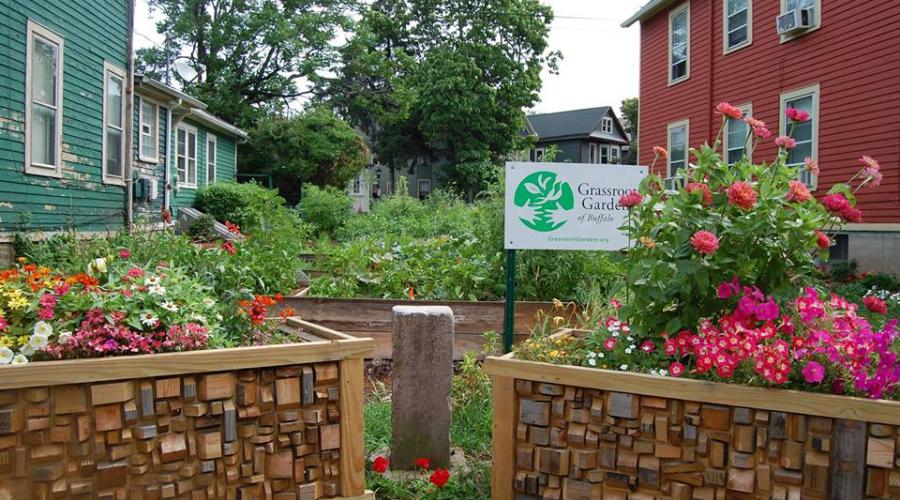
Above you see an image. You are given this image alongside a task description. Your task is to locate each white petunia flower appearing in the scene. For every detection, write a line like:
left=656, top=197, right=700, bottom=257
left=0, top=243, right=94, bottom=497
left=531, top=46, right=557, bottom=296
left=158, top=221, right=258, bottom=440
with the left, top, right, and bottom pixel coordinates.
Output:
left=19, top=344, right=34, bottom=356
left=162, top=301, right=178, bottom=312
left=597, top=352, right=605, bottom=359
left=619, top=364, right=628, bottom=371
left=11, top=354, right=29, bottom=364
left=58, top=331, right=72, bottom=344
left=588, top=358, right=597, bottom=367
left=29, top=333, right=49, bottom=350
left=0, top=347, right=13, bottom=364
left=624, top=347, right=633, bottom=355
left=34, top=321, right=53, bottom=337
left=626, top=336, right=634, bottom=342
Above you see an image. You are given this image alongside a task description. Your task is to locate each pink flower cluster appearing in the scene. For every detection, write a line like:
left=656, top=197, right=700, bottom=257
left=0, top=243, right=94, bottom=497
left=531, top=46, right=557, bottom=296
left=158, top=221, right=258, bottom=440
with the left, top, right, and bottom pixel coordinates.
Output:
left=37, top=291, right=59, bottom=321
left=617, top=190, right=643, bottom=208
left=821, top=193, right=862, bottom=223
left=43, top=307, right=208, bottom=359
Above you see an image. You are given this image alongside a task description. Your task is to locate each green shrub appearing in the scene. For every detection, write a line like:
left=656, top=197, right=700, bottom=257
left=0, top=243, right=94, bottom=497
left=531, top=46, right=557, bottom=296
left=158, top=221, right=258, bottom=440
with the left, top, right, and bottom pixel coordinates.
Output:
left=187, top=214, right=218, bottom=242
left=298, top=185, right=353, bottom=237
left=194, top=182, right=287, bottom=230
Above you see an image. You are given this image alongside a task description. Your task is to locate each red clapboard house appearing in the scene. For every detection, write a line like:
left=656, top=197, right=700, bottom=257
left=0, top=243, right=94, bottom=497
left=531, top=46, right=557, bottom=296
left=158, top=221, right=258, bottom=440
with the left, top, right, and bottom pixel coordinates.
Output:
left=623, top=0, right=900, bottom=274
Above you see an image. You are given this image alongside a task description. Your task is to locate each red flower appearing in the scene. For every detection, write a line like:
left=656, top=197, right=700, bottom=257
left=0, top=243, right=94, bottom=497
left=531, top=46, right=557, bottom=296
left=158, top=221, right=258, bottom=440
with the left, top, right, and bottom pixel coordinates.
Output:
left=415, top=458, right=431, bottom=470
left=685, top=182, right=712, bottom=206
left=617, top=190, right=643, bottom=208
left=640, top=341, right=655, bottom=353
left=221, top=241, right=237, bottom=255
left=224, top=221, right=243, bottom=235
left=372, top=456, right=388, bottom=474
left=162, top=206, right=172, bottom=224
left=815, top=231, right=830, bottom=249
left=653, top=146, right=668, bottom=160
left=785, top=107, right=810, bottom=122
left=839, top=206, right=863, bottom=223
left=429, top=468, right=451, bottom=488
left=821, top=193, right=850, bottom=214
left=716, top=102, right=744, bottom=120
left=863, top=296, right=888, bottom=315
left=726, top=182, right=757, bottom=210
left=786, top=180, right=811, bottom=203
left=690, top=231, right=719, bottom=255
left=118, top=249, right=131, bottom=259
left=668, top=361, right=685, bottom=377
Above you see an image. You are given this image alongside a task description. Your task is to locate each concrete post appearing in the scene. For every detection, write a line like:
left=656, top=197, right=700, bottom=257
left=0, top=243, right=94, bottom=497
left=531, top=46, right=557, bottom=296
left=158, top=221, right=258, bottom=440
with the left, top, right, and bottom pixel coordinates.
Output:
left=390, top=305, right=454, bottom=469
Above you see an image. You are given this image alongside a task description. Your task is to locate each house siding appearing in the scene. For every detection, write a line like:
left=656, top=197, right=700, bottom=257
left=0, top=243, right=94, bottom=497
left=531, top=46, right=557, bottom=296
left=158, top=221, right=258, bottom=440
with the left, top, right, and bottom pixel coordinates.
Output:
left=131, top=95, right=167, bottom=223
left=638, top=0, right=900, bottom=223
left=0, top=0, right=130, bottom=233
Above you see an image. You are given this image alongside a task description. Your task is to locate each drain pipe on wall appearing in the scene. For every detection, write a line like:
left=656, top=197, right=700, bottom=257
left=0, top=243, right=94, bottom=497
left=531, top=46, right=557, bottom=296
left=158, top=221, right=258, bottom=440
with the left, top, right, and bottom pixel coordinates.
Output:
left=124, top=0, right=136, bottom=231
left=163, top=99, right=180, bottom=221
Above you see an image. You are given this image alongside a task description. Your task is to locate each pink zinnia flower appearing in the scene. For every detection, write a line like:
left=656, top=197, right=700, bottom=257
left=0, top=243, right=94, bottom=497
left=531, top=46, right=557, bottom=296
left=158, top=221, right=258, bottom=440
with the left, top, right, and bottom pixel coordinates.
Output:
left=610, top=298, right=622, bottom=310
left=0, top=315, right=7, bottom=331
left=685, top=182, right=712, bottom=206
left=690, top=231, right=719, bottom=255
left=753, top=126, right=773, bottom=139
left=653, top=146, right=669, bottom=160
left=860, top=155, right=882, bottom=186
left=804, top=157, right=819, bottom=176
left=815, top=231, right=830, bottom=249
left=785, top=107, right=810, bottom=122
left=821, top=193, right=850, bottom=214
left=118, top=249, right=131, bottom=259
left=839, top=206, right=863, bottom=223
left=618, top=190, right=643, bottom=208
left=669, top=361, right=686, bottom=377
left=786, top=180, right=811, bottom=202
left=802, top=361, right=825, bottom=384
left=716, top=102, right=744, bottom=120
left=726, top=181, right=757, bottom=210
left=863, top=296, right=887, bottom=314
left=775, top=136, right=797, bottom=149
left=743, top=116, right=765, bottom=128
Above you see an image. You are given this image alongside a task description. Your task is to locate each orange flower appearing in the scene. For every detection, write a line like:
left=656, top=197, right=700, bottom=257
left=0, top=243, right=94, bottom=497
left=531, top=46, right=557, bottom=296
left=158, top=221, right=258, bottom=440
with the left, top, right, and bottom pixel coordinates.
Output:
left=279, top=307, right=297, bottom=320
left=653, top=146, right=668, bottom=160
left=715, top=102, right=744, bottom=120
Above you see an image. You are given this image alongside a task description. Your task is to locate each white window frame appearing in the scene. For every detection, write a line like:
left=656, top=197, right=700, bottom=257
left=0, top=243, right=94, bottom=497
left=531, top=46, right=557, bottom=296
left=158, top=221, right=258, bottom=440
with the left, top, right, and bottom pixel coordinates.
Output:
left=417, top=179, right=432, bottom=199
left=780, top=0, right=821, bottom=43
left=102, top=62, right=127, bottom=185
left=780, top=84, right=820, bottom=189
left=351, top=176, right=363, bottom=195
left=176, top=124, right=199, bottom=189
left=667, top=119, right=690, bottom=177
left=723, top=0, right=752, bottom=54
left=601, top=117, right=614, bottom=134
left=138, top=97, right=159, bottom=163
left=589, top=143, right=597, bottom=163
left=533, top=148, right=545, bottom=162
left=668, top=2, right=690, bottom=86
left=600, top=145, right=610, bottom=164
left=722, top=102, right=753, bottom=165
left=25, top=21, right=64, bottom=177
left=205, top=133, right=217, bottom=185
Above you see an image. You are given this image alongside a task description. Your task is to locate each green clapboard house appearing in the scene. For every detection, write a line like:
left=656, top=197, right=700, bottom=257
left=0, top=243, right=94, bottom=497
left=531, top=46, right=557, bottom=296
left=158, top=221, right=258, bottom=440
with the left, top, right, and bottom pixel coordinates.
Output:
left=0, top=1, right=247, bottom=257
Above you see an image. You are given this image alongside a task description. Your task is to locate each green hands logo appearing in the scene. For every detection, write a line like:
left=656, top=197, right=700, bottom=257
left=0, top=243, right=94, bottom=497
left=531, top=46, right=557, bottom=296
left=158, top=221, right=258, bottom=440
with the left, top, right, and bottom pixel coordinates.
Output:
left=514, top=171, right=575, bottom=232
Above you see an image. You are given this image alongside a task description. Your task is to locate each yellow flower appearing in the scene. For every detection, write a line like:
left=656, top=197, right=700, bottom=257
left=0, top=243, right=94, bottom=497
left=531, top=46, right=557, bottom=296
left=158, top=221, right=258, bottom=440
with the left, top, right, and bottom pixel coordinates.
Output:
left=552, top=298, right=564, bottom=309
left=16, top=257, right=26, bottom=264
left=549, top=350, right=559, bottom=358
left=17, top=336, right=28, bottom=346
left=639, top=236, right=657, bottom=249
left=7, top=296, right=28, bottom=310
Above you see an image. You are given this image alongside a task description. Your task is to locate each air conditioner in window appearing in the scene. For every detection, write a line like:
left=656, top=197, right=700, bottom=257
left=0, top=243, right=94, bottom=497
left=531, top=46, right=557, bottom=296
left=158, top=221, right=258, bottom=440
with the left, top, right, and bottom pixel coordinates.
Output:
left=663, top=176, right=685, bottom=190
left=777, top=8, right=814, bottom=35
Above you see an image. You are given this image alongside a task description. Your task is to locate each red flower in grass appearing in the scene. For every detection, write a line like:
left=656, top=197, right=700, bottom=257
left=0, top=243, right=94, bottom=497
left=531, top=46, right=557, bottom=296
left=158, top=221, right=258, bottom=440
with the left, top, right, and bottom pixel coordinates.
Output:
left=415, top=458, right=431, bottom=470
left=224, top=221, right=242, bottom=236
left=221, top=241, right=237, bottom=255
left=863, top=296, right=888, bottom=315
left=429, top=468, right=451, bottom=488
left=371, top=456, right=388, bottom=474
left=118, top=249, right=131, bottom=259
left=726, top=181, right=757, bottom=210
left=690, top=231, right=719, bottom=255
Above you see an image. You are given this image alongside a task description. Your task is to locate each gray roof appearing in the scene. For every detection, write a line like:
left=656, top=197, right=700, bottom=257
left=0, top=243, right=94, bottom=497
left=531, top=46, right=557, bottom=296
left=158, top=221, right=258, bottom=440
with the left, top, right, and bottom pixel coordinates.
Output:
left=527, top=107, right=612, bottom=140
left=622, top=0, right=680, bottom=27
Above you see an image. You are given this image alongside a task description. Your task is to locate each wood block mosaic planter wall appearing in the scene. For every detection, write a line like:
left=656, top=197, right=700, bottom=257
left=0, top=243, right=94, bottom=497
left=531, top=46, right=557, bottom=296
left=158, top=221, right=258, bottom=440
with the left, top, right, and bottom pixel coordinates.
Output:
left=485, top=346, right=900, bottom=500
left=0, top=319, right=374, bottom=500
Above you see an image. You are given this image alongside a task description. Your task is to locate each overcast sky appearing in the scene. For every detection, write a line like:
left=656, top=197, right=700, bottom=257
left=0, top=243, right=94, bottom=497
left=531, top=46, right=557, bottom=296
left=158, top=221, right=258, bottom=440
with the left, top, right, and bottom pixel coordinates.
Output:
left=133, top=0, right=644, bottom=116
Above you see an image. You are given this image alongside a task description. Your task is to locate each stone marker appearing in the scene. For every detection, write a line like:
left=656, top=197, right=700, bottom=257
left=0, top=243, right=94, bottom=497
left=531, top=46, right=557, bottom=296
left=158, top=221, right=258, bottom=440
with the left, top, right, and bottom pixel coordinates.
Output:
left=391, top=305, right=454, bottom=469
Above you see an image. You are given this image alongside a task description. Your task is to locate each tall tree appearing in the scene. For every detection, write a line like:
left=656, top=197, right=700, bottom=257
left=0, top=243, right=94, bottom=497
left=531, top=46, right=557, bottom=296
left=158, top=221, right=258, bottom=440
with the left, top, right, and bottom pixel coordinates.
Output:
left=620, top=97, right=639, bottom=164
left=328, top=0, right=558, bottom=198
left=137, top=0, right=353, bottom=128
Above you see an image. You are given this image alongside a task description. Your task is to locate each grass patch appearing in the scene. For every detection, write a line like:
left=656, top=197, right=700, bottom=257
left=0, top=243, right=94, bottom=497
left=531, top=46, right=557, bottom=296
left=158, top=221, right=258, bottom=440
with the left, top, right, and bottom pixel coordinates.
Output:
left=363, top=352, right=494, bottom=499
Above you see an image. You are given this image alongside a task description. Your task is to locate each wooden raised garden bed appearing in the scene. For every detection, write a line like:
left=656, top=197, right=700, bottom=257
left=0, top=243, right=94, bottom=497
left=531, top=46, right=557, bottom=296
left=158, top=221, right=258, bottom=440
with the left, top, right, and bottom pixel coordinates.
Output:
left=0, top=319, right=375, bottom=500
left=484, top=329, right=900, bottom=499
left=277, top=296, right=565, bottom=359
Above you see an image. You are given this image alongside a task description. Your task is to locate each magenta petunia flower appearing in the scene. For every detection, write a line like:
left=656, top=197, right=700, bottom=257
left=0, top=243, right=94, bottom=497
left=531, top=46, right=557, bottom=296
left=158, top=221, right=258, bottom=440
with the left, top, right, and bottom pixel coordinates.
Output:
left=802, top=361, right=826, bottom=384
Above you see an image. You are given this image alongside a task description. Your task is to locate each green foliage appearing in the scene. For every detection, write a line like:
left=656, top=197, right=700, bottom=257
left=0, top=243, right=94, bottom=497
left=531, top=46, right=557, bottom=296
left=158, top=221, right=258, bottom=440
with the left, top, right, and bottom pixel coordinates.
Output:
left=329, top=0, right=559, bottom=197
left=620, top=97, right=639, bottom=162
left=299, top=185, right=354, bottom=237
left=138, top=0, right=352, bottom=128
left=186, top=214, right=218, bottom=242
left=621, top=125, right=836, bottom=336
left=244, top=109, right=370, bottom=188
left=194, top=182, right=289, bottom=231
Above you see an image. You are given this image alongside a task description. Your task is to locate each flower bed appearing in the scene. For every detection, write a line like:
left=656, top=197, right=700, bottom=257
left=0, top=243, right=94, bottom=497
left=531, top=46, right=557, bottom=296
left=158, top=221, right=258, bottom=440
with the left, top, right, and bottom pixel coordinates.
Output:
left=0, top=318, right=375, bottom=499
left=485, top=335, right=900, bottom=499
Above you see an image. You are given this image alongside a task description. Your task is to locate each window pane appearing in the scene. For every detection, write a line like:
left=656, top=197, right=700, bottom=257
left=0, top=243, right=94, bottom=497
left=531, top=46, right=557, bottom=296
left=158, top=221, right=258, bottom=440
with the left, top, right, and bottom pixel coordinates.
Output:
left=728, top=9, right=748, bottom=31
left=32, top=38, right=57, bottom=105
left=788, top=142, right=812, bottom=166
left=787, top=0, right=814, bottom=10
left=672, top=60, right=687, bottom=80
left=106, top=75, right=123, bottom=128
left=177, top=157, right=186, bottom=179
left=31, top=104, right=56, bottom=165
left=728, top=28, right=748, bottom=47
left=207, top=140, right=215, bottom=163
left=188, top=133, right=196, bottom=159
left=106, top=129, right=122, bottom=177
left=188, top=159, right=196, bottom=184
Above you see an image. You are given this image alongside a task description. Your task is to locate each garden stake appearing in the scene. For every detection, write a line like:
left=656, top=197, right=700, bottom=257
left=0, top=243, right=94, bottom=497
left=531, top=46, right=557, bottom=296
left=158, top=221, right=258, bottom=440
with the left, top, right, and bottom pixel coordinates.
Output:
left=503, top=249, right=516, bottom=353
